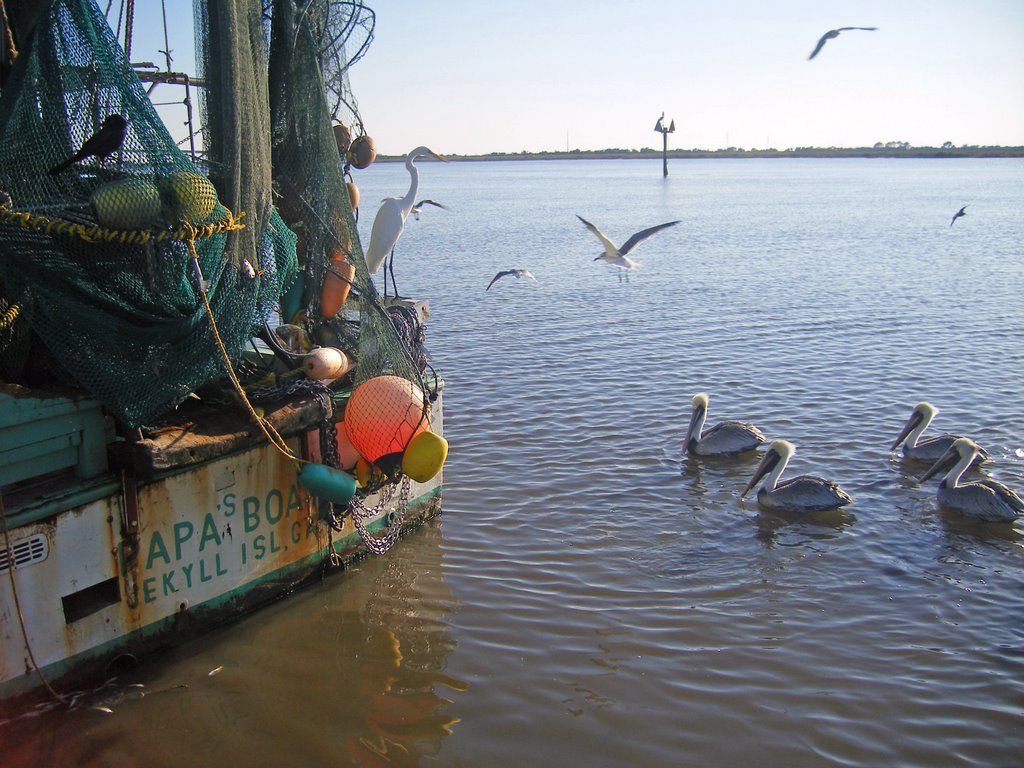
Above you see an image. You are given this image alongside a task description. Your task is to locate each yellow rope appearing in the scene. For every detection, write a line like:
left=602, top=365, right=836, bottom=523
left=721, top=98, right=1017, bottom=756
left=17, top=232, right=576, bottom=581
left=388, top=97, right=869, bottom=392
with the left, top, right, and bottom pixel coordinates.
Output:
left=0, top=202, right=246, bottom=246
left=182, top=228, right=301, bottom=466
left=0, top=294, right=21, bottom=331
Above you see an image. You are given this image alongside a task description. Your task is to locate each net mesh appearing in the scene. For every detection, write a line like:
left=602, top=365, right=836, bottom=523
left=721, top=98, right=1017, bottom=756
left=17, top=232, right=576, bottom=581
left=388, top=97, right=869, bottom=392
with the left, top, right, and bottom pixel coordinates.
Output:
left=0, top=0, right=297, bottom=428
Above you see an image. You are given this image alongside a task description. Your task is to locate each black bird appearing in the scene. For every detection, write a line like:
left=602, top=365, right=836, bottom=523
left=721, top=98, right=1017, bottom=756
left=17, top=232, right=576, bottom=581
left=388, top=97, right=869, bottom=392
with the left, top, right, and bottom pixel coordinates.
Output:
left=48, top=114, right=129, bottom=175
left=410, top=199, right=448, bottom=220
left=808, top=27, right=877, bottom=60
left=950, top=205, right=968, bottom=227
left=486, top=268, right=537, bottom=291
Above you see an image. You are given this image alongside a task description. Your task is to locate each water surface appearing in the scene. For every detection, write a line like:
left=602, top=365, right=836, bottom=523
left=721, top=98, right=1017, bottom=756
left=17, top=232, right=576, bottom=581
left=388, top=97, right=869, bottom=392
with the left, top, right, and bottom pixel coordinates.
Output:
left=6, top=158, right=1024, bottom=767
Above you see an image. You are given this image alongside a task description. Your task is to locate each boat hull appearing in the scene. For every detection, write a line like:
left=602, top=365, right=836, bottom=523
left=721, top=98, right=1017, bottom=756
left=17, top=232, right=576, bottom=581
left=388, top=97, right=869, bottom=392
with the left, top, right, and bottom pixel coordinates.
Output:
left=0, top=393, right=443, bottom=712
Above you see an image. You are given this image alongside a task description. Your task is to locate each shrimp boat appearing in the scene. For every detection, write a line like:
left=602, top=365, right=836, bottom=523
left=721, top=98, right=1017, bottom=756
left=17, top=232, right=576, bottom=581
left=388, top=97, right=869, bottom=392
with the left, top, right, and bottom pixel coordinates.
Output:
left=0, top=0, right=445, bottom=712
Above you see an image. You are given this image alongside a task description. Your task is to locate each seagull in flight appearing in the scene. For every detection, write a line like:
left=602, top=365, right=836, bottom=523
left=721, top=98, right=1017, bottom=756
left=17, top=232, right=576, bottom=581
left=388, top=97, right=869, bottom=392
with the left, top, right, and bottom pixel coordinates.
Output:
left=808, top=26, right=877, bottom=60
left=950, top=205, right=968, bottom=227
left=411, top=199, right=448, bottom=220
left=577, top=215, right=680, bottom=282
left=486, top=268, right=537, bottom=291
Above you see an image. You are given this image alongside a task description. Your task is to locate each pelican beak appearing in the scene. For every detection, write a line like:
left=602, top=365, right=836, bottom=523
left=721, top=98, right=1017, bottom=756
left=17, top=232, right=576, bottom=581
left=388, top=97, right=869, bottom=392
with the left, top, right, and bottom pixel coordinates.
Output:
left=741, top=448, right=778, bottom=498
left=890, top=411, right=922, bottom=451
left=919, top=444, right=958, bottom=483
left=683, top=401, right=706, bottom=453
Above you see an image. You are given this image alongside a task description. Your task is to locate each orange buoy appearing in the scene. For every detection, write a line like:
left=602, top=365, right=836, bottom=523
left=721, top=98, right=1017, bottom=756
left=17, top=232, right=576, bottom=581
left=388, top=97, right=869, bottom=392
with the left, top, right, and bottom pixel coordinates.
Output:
left=320, top=252, right=355, bottom=318
left=343, top=375, right=428, bottom=464
left=333, top=122, right=352, bottom=156
left=348, top=135, right=377, bottom=169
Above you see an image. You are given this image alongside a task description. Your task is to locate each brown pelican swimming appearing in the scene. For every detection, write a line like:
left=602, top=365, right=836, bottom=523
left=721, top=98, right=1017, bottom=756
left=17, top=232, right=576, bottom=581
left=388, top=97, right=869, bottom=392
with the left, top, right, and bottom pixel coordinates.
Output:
left=577, top=215, right=679, bottom=282
left=486, top=268, right=537, bottom=291
left=808, top=26, right=878, bottom=60
left=890, top=402, right=988, bottom=466
left=741, top=440, right=853, bottom=512
left=683, top=392, right=766, bottom=457
left=920, top=438, right=1024, bottom=522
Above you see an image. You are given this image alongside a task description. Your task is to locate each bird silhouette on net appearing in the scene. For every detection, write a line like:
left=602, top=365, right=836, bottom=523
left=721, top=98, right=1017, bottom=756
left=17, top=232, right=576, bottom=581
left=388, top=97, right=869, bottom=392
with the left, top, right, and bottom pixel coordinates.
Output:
left=48, top=114, right=128, bottom=175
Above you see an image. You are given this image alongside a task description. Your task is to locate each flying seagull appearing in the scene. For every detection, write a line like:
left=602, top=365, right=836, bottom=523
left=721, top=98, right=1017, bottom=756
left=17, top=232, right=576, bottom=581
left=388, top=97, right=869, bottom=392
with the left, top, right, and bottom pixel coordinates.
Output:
left=411, top=199, right=448, bottom=220
left=950, top=205, right=967, bottom=227
left=577, top=214, right=680, bottom=282
left=486, top=268, right=537, bottom=291
left=808, top=27, right=877, bottom=60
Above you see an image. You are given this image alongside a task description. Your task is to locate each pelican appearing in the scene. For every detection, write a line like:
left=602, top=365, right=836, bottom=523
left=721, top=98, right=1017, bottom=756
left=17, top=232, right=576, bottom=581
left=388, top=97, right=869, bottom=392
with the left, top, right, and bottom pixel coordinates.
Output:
left=365, top=146, right=447, bottom=297
left=808, top=26, right=877, bottom=60
left=741, top=440, right=853, bottom=512
left=577, top=215, right=679, bottom=282
left=920, top=438, right=1024, bottom=522
left=950, top=205, right=967, bottom=227
left=486, top=268, right=537, bottom=291
left=890, top=402, right=988, bottom=466
left=410, top=199, right=448, bottom=220
left=683, top=392, right=766, bottom=457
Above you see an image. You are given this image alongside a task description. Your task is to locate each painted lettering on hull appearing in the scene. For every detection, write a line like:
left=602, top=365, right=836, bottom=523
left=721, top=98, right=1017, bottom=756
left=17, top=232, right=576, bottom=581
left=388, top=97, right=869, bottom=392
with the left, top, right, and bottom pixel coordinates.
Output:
left=140, top=483, right=320, bottom=605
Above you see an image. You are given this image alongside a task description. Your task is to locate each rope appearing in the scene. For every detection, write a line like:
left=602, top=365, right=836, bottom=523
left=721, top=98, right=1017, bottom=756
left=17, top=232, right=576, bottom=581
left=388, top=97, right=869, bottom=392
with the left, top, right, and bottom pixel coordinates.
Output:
left=184, top=228, right=300, bottom=466
left=0, top=0, right=16, bottom=65
left=0, top=293, right=22, bottom=331
left=0, top=494, right=67, bottom=703
left=0, top=201, right=246, bottom=246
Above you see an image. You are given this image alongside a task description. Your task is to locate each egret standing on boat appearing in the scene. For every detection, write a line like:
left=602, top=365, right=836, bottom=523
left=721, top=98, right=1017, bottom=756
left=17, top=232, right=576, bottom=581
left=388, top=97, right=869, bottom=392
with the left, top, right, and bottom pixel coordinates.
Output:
left=890, top=401, right=988, bottom=466
left=577, top=215, right=679, bottom=282
left=920, top=438, right=1024, bottom=522
left=365, top=146, right=446, bottom=297
left=683, top=392, right=766, bottom=457
left=741, top=439, right=853, bottom=512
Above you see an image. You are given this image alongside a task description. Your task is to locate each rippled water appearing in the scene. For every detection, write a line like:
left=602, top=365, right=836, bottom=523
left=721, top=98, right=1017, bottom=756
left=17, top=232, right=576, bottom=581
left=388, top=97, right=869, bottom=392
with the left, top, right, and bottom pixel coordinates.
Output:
left=7, top=159, right=1024, bottom=767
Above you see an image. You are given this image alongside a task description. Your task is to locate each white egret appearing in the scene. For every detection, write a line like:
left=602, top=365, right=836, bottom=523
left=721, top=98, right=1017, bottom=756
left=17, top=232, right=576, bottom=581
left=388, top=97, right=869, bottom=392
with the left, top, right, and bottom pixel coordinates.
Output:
left=741, top=440, right=853, bottom=512
left=920, top=438, right=1024, bottom=522
left=365, top=146, right=446, bottom=297
left=808, top=26, right=877, bottom=60
left=486, top=268, right=537, bottom=291
left=684, top=392, right=766, bottom=457
left=576, top=215, right=679, bottom=282
left=890, top=402, right=988, bottom=466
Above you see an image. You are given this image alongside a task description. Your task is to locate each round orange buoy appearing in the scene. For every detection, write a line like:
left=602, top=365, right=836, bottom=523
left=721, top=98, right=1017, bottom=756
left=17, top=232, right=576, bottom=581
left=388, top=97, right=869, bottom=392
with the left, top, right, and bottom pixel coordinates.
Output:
left=346, top=181, right=360, bottom=211
left=343, top=375, right=428, bottom=464
left=320, top=252, right=355, bottom=318
left=333, top=122, right=352, bottom=156
left=348, top=135, right=377, bottom=169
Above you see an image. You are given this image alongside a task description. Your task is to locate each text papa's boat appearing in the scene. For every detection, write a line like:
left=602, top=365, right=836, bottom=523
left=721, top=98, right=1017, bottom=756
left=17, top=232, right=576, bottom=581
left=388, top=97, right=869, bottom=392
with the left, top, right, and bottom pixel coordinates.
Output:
left=0, top=0, right=445, bottom=712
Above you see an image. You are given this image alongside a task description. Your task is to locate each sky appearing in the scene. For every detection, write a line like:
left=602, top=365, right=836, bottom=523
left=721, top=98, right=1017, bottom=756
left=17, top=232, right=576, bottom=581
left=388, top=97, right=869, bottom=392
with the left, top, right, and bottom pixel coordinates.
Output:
left=130, top=0, right=1024, bottom=156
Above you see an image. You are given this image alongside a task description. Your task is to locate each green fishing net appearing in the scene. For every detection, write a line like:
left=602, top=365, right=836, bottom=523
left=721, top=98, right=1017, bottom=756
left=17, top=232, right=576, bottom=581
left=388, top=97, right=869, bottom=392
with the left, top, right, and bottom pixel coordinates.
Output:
left=0, top=0, right=298, bottom=428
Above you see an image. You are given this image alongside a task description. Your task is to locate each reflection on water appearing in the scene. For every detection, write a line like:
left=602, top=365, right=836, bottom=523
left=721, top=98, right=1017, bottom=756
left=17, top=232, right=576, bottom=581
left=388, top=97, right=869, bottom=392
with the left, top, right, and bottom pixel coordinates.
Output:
left=5, top=521, right=463, bottom=768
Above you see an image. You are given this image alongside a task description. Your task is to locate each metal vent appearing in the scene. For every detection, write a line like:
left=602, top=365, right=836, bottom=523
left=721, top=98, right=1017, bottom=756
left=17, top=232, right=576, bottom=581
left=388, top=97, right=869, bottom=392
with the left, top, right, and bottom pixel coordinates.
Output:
left=0, top=534, right=49, bottom=574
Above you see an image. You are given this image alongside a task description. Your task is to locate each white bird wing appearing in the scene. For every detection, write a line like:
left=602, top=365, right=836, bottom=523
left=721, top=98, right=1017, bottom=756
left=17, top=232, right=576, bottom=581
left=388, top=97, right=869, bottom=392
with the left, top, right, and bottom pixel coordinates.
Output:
left=576, top=215, right=620, bottom=258
left=618, top=220, right=680, bottom=256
